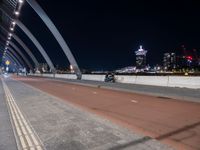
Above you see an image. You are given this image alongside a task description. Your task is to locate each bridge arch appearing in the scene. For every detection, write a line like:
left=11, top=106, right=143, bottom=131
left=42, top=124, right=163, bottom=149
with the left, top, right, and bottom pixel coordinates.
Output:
left=26, top=0, right=82, bottom=79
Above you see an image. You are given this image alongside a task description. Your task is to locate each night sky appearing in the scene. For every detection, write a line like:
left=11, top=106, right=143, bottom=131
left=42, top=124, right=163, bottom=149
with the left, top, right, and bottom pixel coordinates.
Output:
left=16, top=0, right=200, bottom=70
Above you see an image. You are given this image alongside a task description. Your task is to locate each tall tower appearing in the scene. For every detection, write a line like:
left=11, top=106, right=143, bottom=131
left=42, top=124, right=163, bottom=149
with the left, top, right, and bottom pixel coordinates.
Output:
left=135, top=45, right=148, bottom=69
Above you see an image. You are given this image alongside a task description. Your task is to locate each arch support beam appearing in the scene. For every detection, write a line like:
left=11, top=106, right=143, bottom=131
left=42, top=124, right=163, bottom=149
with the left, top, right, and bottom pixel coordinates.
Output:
left=0, top=6, right=55, bottom=72
left=4, top=55, right=21, bottom=69
left=12, top=34, right=39, bottom=67
left=9, top=41, right=33, bottom=70
left=0, top=23, right=40, bottom=67
left=16, top=20, right=55, bottom=72
left=0, top=46, right=22, bottom=67
left=26, top=0, right=82, bottom=79
left=0, top=34, right=32, bottom=69
left=0, top=41, right=26, bottom=67
left=3, top=56, right=18, bottom=70
left=7, top=47, right=25, bottom=67
left=6, top=53, right=22, bottom=67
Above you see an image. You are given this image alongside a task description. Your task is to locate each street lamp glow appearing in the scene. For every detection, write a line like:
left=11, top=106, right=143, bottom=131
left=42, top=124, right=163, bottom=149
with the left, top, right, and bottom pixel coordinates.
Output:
left=18, top=0, right=24, bottom=3
left=9, top=33, right=12, bottom=36
left=70, top=65, right=73, bottom=70
left=10, top=27, right=14, bottom=31
left=15, top=11, right=20, bottom=15
left=8, top=37, right=11, bottom=40
left=12, top=21, right=16, bottom=25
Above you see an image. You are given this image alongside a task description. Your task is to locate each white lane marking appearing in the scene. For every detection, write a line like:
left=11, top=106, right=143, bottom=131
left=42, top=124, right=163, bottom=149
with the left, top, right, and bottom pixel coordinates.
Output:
left=2, top=79, right=44, bottom=150
left=93, top=91, right=97, bottom=94
left=131, top=100, right=138, bottom=103
left=72, top=87, right=76, bottom=90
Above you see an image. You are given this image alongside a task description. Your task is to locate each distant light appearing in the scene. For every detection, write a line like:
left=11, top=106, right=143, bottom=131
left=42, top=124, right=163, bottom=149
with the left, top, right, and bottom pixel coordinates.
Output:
left=10, top=27, right=14, bottom=31
left=15, top=11, right=20, bottom=15
left=12, top=21, right=16, bottom=25
left=8, top=37, right=11, bottom=40
left=135, top=45, right=147, bottom=56
left=186, top=56, right=193, bottom=60
left=139, top=45, right=143, bottom=51
left=70, top=65, right=73, bottom=70
left=9, top=33, right=12, bottom=36
left=18, top=0, right=24, bottom=3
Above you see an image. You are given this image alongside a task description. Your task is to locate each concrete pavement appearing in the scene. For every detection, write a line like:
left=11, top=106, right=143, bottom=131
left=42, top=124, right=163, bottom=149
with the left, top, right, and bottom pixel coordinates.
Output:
left=0, top=77, right=17, bottom=150
left=0, top=75, right=173, bottom=150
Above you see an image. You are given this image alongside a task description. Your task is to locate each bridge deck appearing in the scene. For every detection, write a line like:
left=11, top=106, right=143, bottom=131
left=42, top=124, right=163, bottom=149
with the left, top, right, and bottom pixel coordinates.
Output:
left=0, top=75, right=175, bottom=150
left=11, top=75, right=200, bottom=150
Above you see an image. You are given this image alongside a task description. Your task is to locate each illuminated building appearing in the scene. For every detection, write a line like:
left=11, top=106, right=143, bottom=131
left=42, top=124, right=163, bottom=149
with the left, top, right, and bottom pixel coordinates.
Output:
left=163, top=53, right=176, bottom=70
left=135, top=45, right=147, bottom=69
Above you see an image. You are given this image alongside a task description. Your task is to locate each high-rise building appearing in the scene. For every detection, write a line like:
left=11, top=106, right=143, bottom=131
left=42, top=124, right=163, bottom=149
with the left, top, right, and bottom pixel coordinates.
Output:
left=135, top=45, right=147, bottom=69
left=163, top=53, right=176, bottom=70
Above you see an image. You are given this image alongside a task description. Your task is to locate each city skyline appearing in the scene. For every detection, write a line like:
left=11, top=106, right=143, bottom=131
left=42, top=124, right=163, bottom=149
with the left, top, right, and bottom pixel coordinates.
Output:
left=11, top=0, right=199, bottom=70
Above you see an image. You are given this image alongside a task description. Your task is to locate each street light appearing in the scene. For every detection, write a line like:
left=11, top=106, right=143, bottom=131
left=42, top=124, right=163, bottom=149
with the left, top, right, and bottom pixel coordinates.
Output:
left=70, top=65, right=74, bottom=73
left=14, top=11, right=20, bottom=15
left=18, top=0, right=24, bottom=3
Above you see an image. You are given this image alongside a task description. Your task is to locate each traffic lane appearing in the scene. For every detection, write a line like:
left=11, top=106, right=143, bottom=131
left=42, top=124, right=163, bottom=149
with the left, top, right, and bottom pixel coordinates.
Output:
left=14, top=76, right=200, bottom=150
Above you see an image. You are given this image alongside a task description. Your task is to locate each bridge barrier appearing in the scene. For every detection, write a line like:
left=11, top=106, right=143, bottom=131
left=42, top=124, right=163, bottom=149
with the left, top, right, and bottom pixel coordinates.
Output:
left=115, top=75, right=137, bottom=84
left=115, top=75, right=169, bottom=86
left=42, top=73, right=54, bottom=77
left=55, top=74, right=77, bottom=79
left=168, top=76, right=200, bottom=89
left=82, top=74, right=105, bottom=81
left=135, top=76, right=169, bottom=86
left=29, top=73, right=200, bottom=89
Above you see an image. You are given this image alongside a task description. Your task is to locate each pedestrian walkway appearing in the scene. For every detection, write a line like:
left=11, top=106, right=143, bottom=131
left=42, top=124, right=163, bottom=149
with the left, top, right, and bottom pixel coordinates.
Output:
left=0, top=77, right=17, bottom=150
left=1, top=76, right=173, bottom=150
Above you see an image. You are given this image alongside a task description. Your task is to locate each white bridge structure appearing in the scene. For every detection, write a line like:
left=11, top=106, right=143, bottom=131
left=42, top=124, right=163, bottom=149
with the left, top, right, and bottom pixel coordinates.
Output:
left=0, top=0, right=81, bottom=79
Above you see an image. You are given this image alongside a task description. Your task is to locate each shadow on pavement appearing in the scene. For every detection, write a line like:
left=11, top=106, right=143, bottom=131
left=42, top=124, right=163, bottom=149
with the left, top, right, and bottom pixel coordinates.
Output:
left=156, top=121, right=200, bottom=140
left=108, top=121, right=200, bottom=150
left=108, top=136, right=151, bottom=150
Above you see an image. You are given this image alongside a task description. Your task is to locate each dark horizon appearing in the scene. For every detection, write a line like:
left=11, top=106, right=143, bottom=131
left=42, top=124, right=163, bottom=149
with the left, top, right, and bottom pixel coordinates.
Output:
left=14, top=0, right=200, bottom=70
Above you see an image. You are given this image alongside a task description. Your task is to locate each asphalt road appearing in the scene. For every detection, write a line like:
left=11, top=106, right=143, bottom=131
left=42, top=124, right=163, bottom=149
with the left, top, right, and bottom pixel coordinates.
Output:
left=14, top=75, right=200, bottom=150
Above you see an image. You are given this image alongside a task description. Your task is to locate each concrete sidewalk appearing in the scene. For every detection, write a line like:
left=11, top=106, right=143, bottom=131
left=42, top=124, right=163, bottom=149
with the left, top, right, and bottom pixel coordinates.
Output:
left=4, top=77, right=173, bottom=150
left=0, top=78, right=17, bottom=150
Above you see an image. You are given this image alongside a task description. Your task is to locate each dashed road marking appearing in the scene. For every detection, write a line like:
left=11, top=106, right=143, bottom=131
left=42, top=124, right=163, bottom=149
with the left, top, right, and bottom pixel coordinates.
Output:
left=93, top=91, right=97, bottom=94
left=131, top=100, right=138, bottom=103
left=2, top=79, right=44, bottom=150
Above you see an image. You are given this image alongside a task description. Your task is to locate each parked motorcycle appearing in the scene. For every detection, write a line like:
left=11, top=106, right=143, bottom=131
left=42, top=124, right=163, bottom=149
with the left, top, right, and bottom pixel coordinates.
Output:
left=104, top=73, right=115, bottom=83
